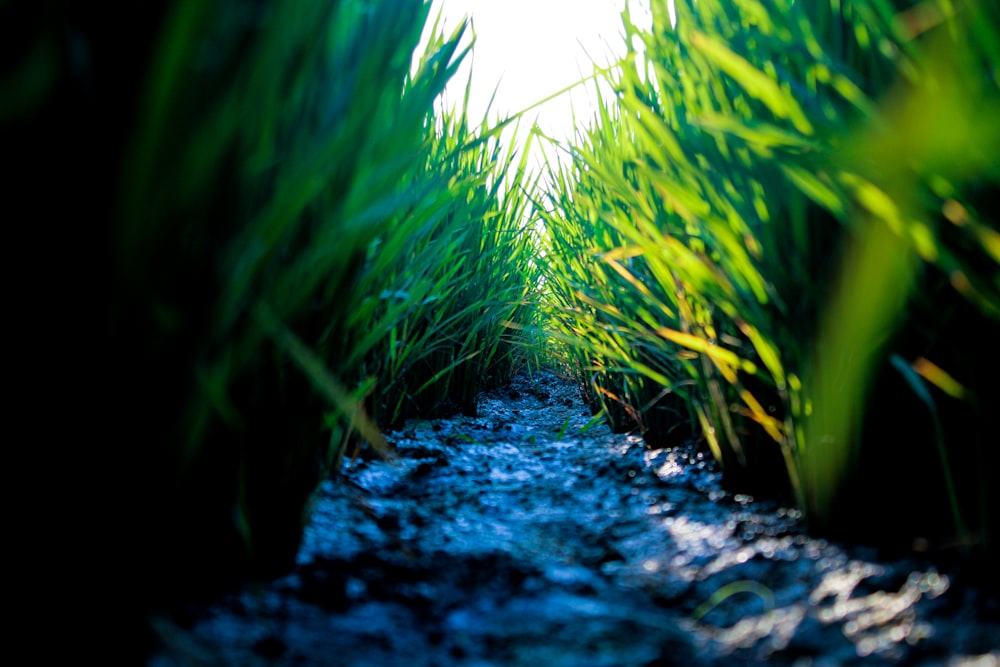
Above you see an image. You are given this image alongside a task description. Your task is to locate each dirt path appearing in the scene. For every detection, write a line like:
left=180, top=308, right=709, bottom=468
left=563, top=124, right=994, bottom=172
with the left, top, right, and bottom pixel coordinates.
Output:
left=151, top=371, right=999, bottom=666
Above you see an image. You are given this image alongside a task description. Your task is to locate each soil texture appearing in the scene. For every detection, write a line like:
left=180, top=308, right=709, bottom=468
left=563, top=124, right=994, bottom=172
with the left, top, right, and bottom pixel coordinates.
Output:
left=150, top=371, right=999, bottom=666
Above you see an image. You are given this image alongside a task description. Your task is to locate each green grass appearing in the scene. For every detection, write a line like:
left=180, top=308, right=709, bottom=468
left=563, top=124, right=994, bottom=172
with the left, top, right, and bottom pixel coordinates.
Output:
left=4, top=0, right=540, bottom=621
left=535, top=0, right=1000, bottom=551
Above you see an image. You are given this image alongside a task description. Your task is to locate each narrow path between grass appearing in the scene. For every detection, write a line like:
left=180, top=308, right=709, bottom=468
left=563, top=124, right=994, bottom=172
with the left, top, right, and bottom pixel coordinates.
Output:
left=151, top=371, right=999, bottom=666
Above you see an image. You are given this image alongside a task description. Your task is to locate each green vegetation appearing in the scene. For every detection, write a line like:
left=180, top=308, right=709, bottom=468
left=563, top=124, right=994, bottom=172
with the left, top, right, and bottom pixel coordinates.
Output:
left=109, top=0, right=543, bottom=593
left=5, top=0, right=998, bottom=647
left=537, top=0, right=1000, bottom=551
left=5, top=0, right=538, bottom=627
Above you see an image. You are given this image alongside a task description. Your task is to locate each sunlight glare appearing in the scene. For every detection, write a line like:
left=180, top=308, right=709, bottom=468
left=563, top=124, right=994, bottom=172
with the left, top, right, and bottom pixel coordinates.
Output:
left=423, top=0, right=655, bottom=164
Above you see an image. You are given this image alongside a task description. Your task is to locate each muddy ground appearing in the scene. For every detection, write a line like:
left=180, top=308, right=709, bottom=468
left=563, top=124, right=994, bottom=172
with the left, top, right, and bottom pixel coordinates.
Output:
left=150, top=370, right=999, bottom=666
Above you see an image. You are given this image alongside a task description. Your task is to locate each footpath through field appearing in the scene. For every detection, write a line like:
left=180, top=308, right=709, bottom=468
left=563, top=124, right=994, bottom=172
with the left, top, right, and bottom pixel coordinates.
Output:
left=152, top=371, right=999, bottom=666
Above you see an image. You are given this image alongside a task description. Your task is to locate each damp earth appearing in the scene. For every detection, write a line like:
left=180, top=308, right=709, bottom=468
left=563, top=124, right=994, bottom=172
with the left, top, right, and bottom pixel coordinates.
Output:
left=151, top=371, right=999, bottom=666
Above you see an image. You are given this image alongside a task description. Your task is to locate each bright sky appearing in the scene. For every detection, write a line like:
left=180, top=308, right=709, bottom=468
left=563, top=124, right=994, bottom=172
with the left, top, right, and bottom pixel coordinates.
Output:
left=423, top=0, right=652, bottom=164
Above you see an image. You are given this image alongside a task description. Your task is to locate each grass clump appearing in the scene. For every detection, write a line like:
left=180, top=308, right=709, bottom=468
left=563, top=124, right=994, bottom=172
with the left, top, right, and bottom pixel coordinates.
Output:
left=536, top=0, right=1000, bottom=554
left=2, top=0, right=539, bottom=642
left=342, top=85, right=541, bottom=434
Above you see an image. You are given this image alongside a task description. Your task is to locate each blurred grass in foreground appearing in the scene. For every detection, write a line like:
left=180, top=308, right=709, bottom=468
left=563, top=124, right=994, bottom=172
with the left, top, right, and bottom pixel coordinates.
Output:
left=536, top=0, right=1000, bottom=556
left=2, top=0, right=539, bottom=645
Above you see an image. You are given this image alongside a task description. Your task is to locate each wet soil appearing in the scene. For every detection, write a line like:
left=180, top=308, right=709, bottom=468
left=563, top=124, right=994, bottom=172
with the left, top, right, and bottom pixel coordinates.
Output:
left=151, top=370, right=999, bottom=666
